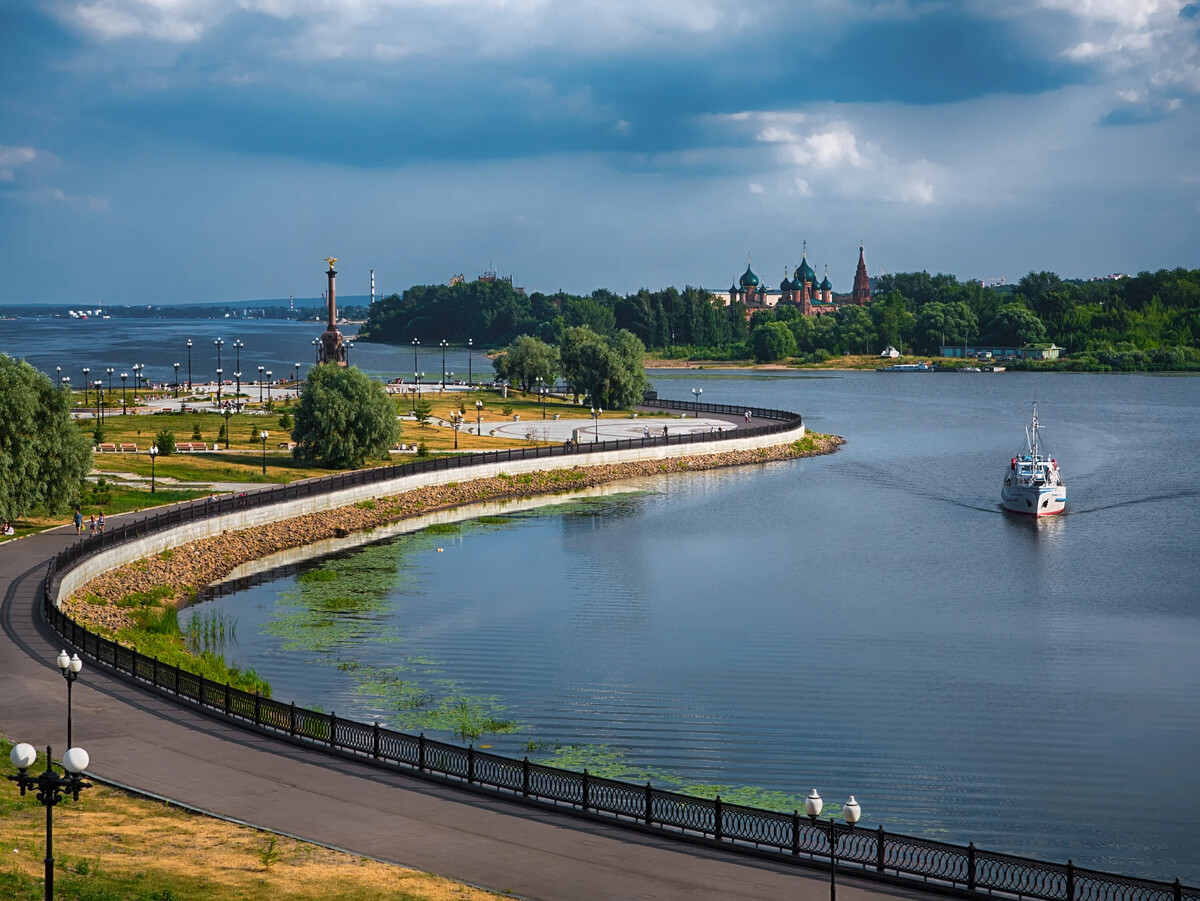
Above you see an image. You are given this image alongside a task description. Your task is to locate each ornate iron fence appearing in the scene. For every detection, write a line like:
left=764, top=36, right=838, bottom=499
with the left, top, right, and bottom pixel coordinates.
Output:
left=37, top=399, right=1196, bottom=901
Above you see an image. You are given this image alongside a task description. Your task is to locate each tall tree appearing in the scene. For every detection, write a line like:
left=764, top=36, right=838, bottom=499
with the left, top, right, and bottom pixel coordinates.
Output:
left=0, top=354, right=92, bottom=521
left=492, top=335, right=559, bottom=392
left=750, top=322, right=798, bottom=362
left=983, top=304, right=1048, bottom=346
left=291, top=364, right=400, bottom=469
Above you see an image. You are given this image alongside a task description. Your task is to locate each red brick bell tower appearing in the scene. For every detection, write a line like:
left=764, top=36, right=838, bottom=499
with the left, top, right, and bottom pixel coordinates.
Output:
left=852, top=244, right=871, bottom=306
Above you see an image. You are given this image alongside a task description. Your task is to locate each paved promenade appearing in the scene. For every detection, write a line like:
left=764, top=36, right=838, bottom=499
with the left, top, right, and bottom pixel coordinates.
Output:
left=1, top=504, right=926, bottom=901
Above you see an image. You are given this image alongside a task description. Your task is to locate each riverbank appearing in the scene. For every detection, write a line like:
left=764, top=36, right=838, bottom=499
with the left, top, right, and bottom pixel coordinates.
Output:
left=65, top=434, right=842, bottom=631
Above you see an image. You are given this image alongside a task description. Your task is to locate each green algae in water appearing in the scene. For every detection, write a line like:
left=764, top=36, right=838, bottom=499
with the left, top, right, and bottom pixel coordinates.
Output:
left=535, top=744, right=817, bottom=815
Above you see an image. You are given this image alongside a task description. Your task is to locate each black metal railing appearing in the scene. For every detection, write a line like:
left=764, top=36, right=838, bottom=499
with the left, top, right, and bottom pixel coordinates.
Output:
left=38, top=400, right=1195, bottom=901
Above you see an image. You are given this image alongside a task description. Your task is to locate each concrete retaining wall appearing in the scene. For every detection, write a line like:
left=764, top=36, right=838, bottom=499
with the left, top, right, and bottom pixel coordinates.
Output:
left=56, top=421, right=804, bottom=606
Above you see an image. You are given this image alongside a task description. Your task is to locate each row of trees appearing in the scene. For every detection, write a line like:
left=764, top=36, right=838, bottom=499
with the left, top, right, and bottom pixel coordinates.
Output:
left=493, top=328, right=648, bottom=409
left=356, top=266, right=1200, bottom=370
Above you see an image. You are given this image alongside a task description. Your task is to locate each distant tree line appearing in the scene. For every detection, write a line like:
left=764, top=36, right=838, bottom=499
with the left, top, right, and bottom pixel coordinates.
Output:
left=355, top=267, right=1200, bottom=372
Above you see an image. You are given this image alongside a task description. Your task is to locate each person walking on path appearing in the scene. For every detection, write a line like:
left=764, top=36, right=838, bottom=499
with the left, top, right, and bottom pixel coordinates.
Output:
left=97, top=510, right=106, bottom=534
left=73, top=507, right=83, bottom=534
left=88, top=514, right=96, bottom=536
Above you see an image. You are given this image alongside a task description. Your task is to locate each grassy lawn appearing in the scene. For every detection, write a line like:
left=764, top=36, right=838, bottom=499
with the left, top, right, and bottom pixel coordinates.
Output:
left=0, top=739, right=510, bottom=901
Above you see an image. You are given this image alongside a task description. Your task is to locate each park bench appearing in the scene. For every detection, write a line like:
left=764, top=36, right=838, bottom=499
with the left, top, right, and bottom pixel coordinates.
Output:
left=119, top=443, right=138, bottom=453
left=175, top=442, right=209, bottom=453
left=95, top=443, right=117, bottom=453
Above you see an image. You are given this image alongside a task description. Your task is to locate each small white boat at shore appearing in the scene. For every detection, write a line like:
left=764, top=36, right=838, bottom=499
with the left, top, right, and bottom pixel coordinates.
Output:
left=1001, top=402, right=1066, bottom=516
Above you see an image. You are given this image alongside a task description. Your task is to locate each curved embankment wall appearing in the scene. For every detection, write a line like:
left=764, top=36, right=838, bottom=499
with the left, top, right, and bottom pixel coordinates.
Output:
left=54, top=419, right=804, bottom=607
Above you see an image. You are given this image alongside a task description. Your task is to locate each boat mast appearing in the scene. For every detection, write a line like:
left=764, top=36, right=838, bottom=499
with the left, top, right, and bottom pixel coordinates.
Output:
left=1031, top=402, right=1040, bottom=461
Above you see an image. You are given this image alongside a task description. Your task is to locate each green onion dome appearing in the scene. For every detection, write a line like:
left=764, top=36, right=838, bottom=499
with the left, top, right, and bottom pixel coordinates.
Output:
left=796, top=254, right=817, bottom=286
left=740, top=264, right=760, bottom=288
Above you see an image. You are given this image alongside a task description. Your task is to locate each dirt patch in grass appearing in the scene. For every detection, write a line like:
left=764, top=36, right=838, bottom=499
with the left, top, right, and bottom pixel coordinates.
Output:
left=0, top=741, right=509, bottom=900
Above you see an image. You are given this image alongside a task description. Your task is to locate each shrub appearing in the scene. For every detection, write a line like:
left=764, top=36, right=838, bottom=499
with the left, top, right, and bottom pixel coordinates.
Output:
left=154, top=428, right=176, bottom=456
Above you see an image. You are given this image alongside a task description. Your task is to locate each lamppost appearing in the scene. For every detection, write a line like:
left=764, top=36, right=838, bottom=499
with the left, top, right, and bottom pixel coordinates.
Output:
left=94, top=382, right=102, bottom=423
left=412, top=338, right=420, bottom=373
left=295, top=363, right=303, bottom=384
left=214, top=338, right=224, bottom=401
left=535, top=376, right=545, bottom=418
left=233, top=339, right=243, bottom=375
left=148, top=445, right=159, bottom=492
left=692, top=386, right=703, bottom=415
left=265, top=371, right=272, bottom=405
left=312, top=338, right=320, bottom=363
left=56, top=366, right=61, bottom=387
left=257, top=365, right=265, bottom=403
left=591, top=406, right=602, bottom=442
left=6, top=743, right=92, bottom=901
left=346, top=341, right=354, bottom=365
left=476, top=399, right=483, bottom=436
left=234, top=371, right=241, bottom=412
left=106, top=367, right=114, bottom=397
left=452, top=412, right=462, bottom=449
left=120, top=372, right=127, bottom=415
left=56, top=651, right=82, bottom=749
left=444, top=371, right=453, bottom=393
left=440, top=339, right=448, bottom=389
left=804, top=790, right=862, bottom=901
left=186, top=339, right=192, bottom=391
left=82, top=368, right=90, bottom=405
left=467, top=338, right=473, bottom=386
left=173, top=363, right=180, bottom=398
left=215, top=368, right=223, bottom=404
left=223, top=405, right=232, bottom=449
left=131, top=363, right=141, bottom=391
left=415, top=372, right=424, bottom=398
left=60, top=376, right=70, bottom=393
left=259, top=430, right=269, bottom=475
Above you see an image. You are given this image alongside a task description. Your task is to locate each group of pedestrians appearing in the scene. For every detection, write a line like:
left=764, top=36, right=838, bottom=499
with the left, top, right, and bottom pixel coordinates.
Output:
left=72, top=506, right=105, bottom=538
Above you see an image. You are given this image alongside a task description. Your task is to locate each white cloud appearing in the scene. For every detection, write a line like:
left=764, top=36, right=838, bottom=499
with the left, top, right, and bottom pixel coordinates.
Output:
left=0, top=145, right=41, bottom=182
left=52, top=0, right=759, bottom=53
left=748, top=182, right=764, bottom=193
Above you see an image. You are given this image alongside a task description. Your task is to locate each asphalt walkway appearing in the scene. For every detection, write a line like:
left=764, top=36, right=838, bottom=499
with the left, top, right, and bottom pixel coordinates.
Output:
left=1, top=498, right=926, bottom=901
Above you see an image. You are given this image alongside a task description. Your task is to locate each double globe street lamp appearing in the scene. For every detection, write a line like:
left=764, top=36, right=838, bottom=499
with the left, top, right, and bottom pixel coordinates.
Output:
left=8, top=650, right=92, bottom=901
left=805, top=789, right=862, bottom=901
left=259, top=430, right=269, bottom=475
left=7, top=744, right=92, bottom=901
left=148, top=445, right=159, bottom=493
left=56, top=650, right=82, bottom=748
left=590, top=406, right=602, bottom=442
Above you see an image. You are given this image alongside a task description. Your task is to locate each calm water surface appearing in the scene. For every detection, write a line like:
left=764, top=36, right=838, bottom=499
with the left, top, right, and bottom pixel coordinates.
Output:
left=183, top=368, right=1200, bottom=882
left=0, top=317, right=487, bottom=386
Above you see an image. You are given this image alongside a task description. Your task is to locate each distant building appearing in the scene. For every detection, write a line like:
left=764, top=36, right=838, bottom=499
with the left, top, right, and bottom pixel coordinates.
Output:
left=940, top=344, right=1061, bottom=361
left=727, top=243, right=871, bottom=317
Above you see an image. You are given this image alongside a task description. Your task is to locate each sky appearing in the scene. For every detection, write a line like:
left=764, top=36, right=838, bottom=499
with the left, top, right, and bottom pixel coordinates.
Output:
left=1, top=0, right=1198, bottom=304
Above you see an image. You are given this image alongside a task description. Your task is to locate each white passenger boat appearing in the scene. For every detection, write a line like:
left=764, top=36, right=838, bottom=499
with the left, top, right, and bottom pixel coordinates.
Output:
left=1001, top=403, right=1066, bottom=516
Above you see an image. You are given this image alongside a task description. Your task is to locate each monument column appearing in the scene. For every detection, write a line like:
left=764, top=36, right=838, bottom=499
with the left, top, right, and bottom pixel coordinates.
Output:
left=319, top=257, right=347, bottom=366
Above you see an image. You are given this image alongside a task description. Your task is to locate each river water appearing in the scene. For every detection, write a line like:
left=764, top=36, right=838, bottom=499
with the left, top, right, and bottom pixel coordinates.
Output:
left=5, top=320, right=1197, bottom=882
left=191, top=367, right=1200, bottom=883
